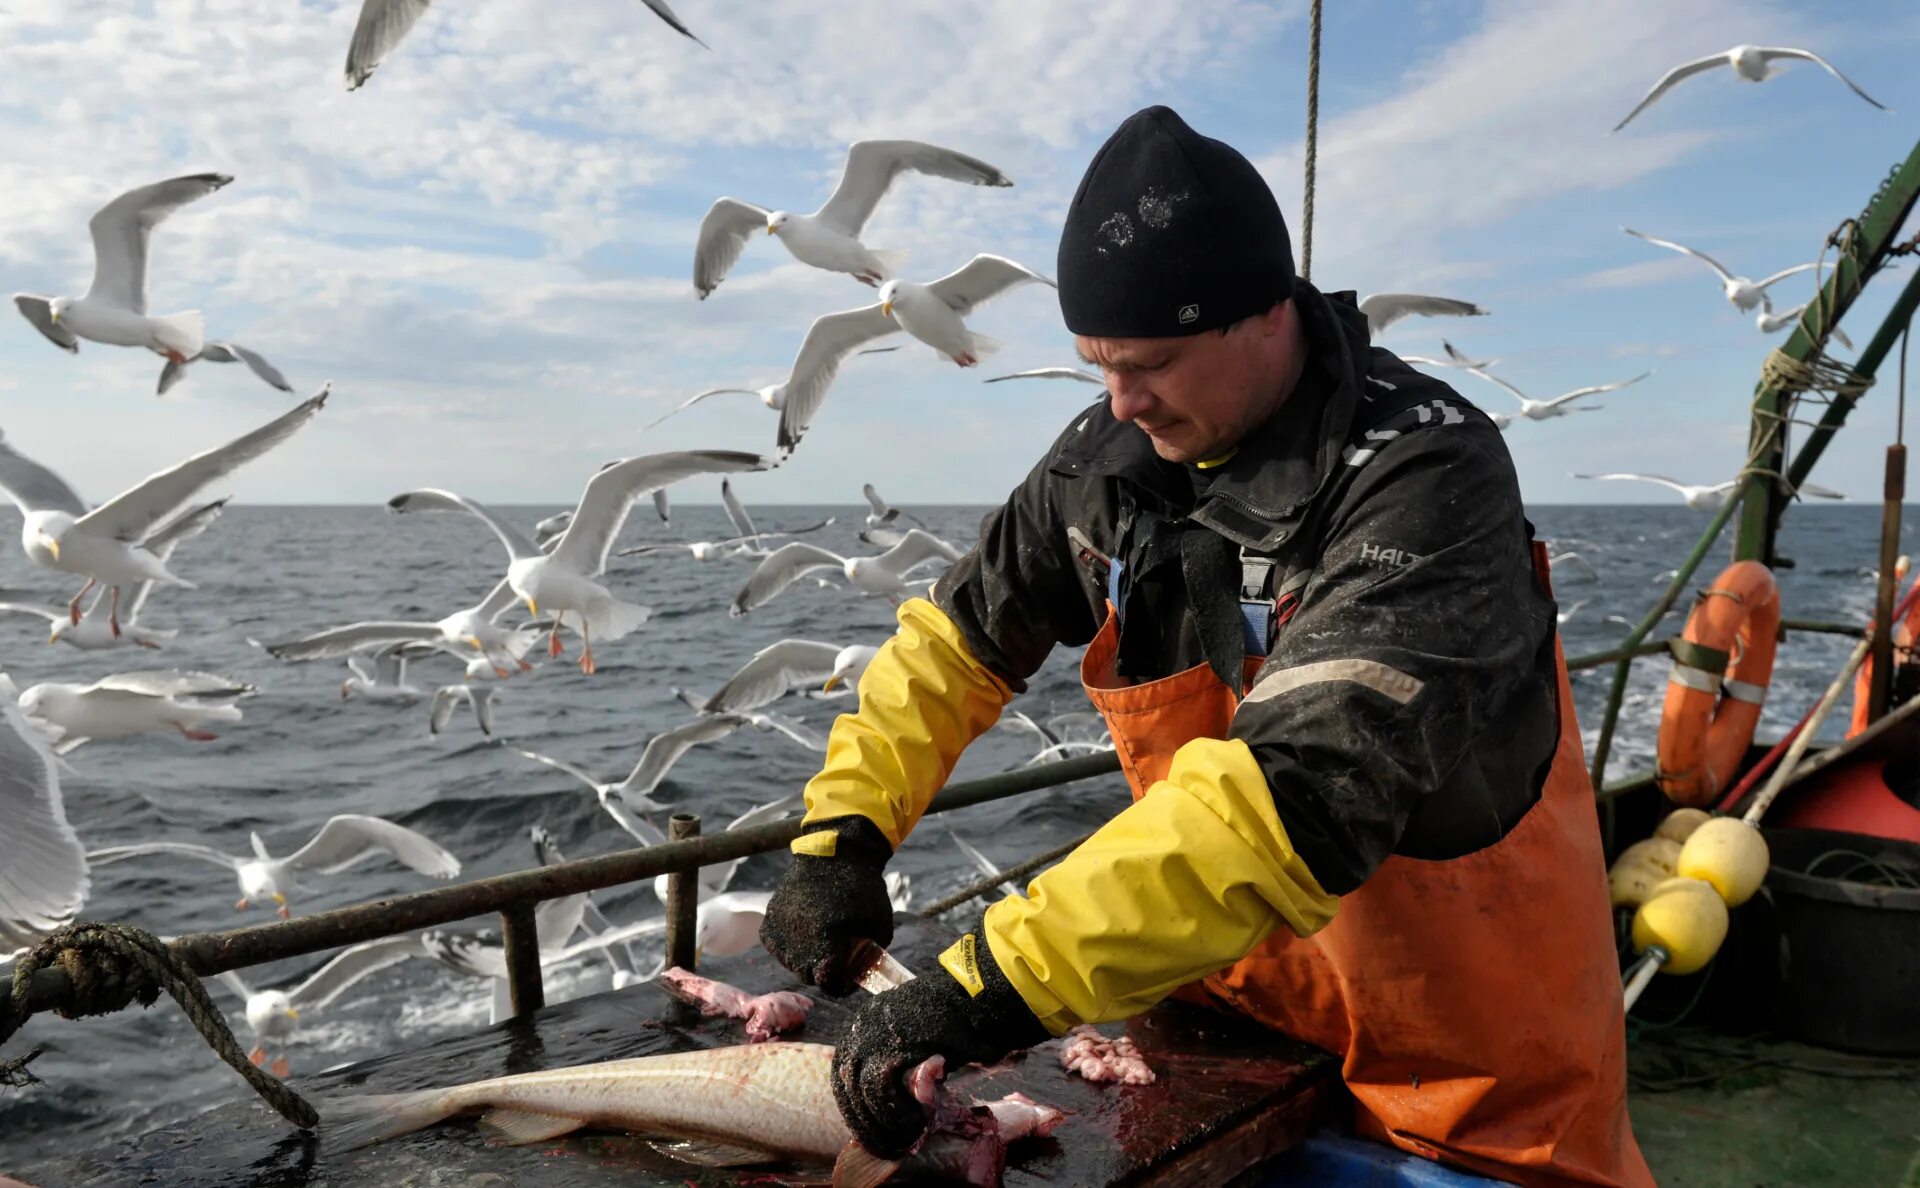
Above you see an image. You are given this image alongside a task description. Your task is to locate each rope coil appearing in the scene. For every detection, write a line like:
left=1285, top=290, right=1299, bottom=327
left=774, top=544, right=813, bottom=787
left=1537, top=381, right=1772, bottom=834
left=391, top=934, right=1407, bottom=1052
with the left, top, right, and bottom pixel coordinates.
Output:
left=2, top=922, right=318, bottom=1130
left=1759, top=347, right=1874, bottom=399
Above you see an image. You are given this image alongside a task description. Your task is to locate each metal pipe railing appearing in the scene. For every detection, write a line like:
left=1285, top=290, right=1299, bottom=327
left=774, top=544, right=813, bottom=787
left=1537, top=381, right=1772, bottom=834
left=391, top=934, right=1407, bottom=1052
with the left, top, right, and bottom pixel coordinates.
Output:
left=13, top=752, right=1124, bottom=1019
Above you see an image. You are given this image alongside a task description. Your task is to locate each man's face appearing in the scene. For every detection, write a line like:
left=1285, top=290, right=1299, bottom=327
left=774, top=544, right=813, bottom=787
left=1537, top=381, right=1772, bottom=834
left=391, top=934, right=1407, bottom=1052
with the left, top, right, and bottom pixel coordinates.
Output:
left=1075, top=302, right=1296, bottom=464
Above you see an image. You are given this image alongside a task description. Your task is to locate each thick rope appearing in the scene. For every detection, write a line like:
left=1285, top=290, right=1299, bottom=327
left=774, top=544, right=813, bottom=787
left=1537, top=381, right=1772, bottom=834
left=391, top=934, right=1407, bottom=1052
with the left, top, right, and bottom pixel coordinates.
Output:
left=1760, top=348, right=1874, bottom=399
left=2, top=922, right=318, bottom=1129
left=1300, top=0, right=1322, bottom=282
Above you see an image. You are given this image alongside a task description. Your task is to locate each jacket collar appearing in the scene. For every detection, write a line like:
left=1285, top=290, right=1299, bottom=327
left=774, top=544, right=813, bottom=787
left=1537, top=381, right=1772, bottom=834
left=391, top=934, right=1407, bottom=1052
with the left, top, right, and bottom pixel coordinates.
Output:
left=1049, top=282, right=1374, bottom=551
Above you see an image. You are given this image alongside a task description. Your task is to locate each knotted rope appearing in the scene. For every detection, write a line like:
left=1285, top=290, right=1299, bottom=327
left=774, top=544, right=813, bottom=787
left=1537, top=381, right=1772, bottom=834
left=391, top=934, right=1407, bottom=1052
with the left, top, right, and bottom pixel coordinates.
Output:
left=1, top=922, right=318, bottom=1129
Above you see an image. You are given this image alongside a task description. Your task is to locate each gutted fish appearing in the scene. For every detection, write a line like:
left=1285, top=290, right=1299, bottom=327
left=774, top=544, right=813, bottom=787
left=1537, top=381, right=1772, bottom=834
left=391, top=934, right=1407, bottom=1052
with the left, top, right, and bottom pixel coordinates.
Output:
left=659, top=966, right=813, bottom=1042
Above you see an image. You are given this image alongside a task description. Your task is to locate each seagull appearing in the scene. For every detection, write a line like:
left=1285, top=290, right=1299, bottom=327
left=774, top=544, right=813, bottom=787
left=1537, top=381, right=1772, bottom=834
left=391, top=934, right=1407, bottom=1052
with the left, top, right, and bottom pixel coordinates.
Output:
left=620, top=478, right=832, bottom=560
left=17, top=670, right=255, bottom=752
left=340, top=644, right=424, bottom=702
left=644, top=348, right=900, bottom=430
left=345, top=0, right=706, bottom=91
left=700, top=639, right=880, bottom=714
left=533, top=489, right=670, bottom=548
left=668, top=688, right=829, bottom=753
left=983, top=367, right=1105, bottom=386
left=511, top=720, right=748, bottom=835
left=1574, top=473, right=1738, bottom=510
left=1621, top=228, right=1817, bottom=314
left=264, top=578, right=547, bottom=679
left=422, top=895, right=614, bottom=1026
left=429, top=684, right=498, bottom=737
left=88, top=813, right=459, bottom=919
left=157, top=342, right=292, bottom=397
left=774, top=255, right=1056, bottom=453
left=1398, top=341, right=1496, bottom=370
left=1549, top=551, right=1601, bottom=582
left=215, top=936, right=424, bottom=1076
left=388, top=449, right=768, bottom=673
left=996, top=708, right=1114, bottom=766
left=1358, top=293, right=1489, bottom=338
left=1613, top=45, right=1887, bottom=132
left=1556, top=598, right=1592, bottom=626
left=0, top=498, right=227, bottom=651
left=0, top=681, right=87, bottom=957
left=0, top=387, right=328, bottom=635
left=693, top=141, right=1013, bottom=298
left=730, top=529, right=965, bottom=616
left=1758, top=302, right=1854, bottom=348
left=12, top=173, right=232, bottom=364
left=530, top=827, right=656, bottom=989
left=1465, top=368, right=1649, bottom=426
left=861, top=483, right=926, bottom=532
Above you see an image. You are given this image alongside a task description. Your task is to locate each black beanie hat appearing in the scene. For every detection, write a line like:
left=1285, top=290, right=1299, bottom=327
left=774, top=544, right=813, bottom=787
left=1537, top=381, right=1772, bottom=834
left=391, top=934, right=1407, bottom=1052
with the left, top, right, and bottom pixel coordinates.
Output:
left=1058, top=105, right=1294, bottom=338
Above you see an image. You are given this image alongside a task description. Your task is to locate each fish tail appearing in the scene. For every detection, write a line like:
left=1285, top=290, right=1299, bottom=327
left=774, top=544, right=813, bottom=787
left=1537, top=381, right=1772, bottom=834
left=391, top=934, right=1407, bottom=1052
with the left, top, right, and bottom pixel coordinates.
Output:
left=319, top=1088, right=458, bottom=1153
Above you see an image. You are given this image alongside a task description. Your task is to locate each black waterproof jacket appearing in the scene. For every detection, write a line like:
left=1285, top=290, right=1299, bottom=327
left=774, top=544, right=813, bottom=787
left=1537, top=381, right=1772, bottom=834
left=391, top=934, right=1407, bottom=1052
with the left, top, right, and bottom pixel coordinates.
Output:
left=934, top=282, right=1563, bottom=895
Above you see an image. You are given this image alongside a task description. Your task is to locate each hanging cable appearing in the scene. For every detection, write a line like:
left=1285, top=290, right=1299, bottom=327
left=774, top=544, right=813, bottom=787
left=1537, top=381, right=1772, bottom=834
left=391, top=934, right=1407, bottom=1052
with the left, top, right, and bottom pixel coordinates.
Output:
left=1300, top=0, right=1322, bottom=282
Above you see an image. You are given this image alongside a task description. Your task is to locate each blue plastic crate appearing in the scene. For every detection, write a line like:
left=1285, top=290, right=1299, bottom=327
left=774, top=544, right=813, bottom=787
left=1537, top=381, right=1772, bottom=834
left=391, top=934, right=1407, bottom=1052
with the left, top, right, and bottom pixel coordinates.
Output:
left=1253, top=1133, right=1509, bottom=1186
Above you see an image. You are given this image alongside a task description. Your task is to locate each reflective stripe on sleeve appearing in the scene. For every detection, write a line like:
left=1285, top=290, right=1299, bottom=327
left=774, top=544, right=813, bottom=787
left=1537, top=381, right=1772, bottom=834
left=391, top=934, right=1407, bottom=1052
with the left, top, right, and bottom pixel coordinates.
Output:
left=1242, top=657, right=1425, bottom=707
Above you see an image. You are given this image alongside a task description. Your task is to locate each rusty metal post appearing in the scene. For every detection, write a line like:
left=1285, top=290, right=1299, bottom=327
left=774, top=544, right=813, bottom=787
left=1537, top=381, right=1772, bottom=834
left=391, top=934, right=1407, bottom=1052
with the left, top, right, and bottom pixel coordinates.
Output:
left=1869, top=444, right=1908, bottom=722
left=499, top=901, right=545, bottom=1018
left=664, top=814, right=700, bottom=972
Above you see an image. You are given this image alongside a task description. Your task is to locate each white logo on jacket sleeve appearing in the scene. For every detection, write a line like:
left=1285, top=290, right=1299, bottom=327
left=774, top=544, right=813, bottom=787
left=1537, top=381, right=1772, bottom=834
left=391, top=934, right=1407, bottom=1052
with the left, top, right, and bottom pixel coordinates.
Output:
left=1414, top=399, right=1465, bottom=425
left=1341, top=428, right=1401, bottom=468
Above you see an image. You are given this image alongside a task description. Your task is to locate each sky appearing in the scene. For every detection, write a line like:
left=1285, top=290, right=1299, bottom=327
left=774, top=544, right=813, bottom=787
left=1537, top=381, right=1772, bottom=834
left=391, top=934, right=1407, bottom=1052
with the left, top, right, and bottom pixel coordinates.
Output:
left=1, top=0, right=1918, bottom=508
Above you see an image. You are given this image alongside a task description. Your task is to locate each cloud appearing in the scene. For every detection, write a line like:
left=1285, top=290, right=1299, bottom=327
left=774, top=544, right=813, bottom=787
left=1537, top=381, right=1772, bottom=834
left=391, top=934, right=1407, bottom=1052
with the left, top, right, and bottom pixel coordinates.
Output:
left=1570, top=256, right=1704, bottom=291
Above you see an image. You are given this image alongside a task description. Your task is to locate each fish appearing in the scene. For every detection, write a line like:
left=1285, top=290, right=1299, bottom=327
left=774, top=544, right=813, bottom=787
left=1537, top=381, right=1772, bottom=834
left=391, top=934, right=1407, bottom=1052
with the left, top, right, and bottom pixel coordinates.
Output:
left=321, top=1041, right=1061, bottom=1187
left=658, top=966, right=813, bottom=1042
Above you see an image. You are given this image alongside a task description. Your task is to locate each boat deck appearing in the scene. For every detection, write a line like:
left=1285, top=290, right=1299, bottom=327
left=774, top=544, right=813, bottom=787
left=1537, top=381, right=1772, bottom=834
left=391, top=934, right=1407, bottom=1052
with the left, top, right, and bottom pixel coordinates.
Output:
left=25, top=916, right=1336, bottom=1187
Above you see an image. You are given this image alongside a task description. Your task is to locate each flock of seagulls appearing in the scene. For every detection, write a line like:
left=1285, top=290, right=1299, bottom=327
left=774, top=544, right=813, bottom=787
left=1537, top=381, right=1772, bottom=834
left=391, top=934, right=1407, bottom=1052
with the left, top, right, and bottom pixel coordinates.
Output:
left=0, top=12, right=1891, bottom=1085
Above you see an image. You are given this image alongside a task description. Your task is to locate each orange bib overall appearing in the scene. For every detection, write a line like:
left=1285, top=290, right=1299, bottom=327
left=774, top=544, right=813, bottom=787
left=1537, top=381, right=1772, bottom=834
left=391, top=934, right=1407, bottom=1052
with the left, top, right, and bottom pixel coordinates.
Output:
left=1080, top=543, right=1651, bottom=1187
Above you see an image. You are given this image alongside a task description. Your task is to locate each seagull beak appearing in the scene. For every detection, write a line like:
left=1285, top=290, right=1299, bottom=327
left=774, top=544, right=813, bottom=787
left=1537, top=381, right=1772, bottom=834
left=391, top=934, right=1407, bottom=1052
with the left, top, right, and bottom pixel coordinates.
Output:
left=48, top=308, right=59, bottom=324
left=47, top=631, right=58, bottom=644
left=467, top=636, right=483, bottom=648
left=272, top=892, right=286, bottom=905
left=822, top=675, right=841, bottom=692
left=765, top=223, right=776, bottom=236
left=44, top=539, right=59, bottom=561
left=880, top=301, right=893, bottom=318
left=285, top=1007, right=300, bottom=1021
left=525, top=598, right=538, bottom=616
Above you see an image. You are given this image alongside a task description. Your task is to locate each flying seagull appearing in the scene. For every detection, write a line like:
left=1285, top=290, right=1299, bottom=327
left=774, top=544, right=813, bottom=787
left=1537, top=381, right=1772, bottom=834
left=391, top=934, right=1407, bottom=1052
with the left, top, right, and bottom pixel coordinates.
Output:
left=157, top=341, right=292, bottom=397
left=1613, top=45, right=1887, bottom=132
left=13, top=173, right=232, bottom=363
left=1358, top=293, right=1489, bottom=338
left=345, top=0, right=707, bottom=91
left=1622, top=228, right=1815, bottom=314
left=693, top=141, right=1012, bottom=298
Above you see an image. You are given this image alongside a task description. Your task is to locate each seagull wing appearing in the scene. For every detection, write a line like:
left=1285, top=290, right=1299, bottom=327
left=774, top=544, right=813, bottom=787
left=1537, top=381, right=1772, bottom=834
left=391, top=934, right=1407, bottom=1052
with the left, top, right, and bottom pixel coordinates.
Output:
left=861, top=483, right=895, bottom=522
left=1548, top=372, right=1650, bottom=406
left=428, top=687, right=463, bottom=736
left=512, top=747, right=610, bottom=794
left=12, top=295, right=79, bottom=354
left=466, top=686, right=495, bottom=737
left=419, top=928, right=506, bottom=980
left=618, top=715, right=745, bottom=800
left=281, top=813, right=459, bottom=878
left=639, top=0, right=705, bottom=45
left=875, top=528, right=964, bottom=576
left=84, top=173, right=233, bottom=314
left=0, top=433, right=89, bottom=517
left=552, top=450, right=768, bottom=577
left=983, top=367, right=1104, bottom=385
left=743, top=710, right=827, bottom=752
left=86, top=840, right=240, bottom=871
left=141, top=497, right=228, bottom=559
left=814, top=140, right=1013, bottom=237
left=264, top=622, right=440, bottom=661
left=645, top=387, right=762, bottom=430
left=720, top=477, right=755, bottom=539
left=288, top=936, right=423, bottom=1012
left=387, top=487, right=541, bottom=562
left=1464, top=367, right=1529, bottom=406
left=1752, top=262, right=1818, bottom=291
left=692, top=198, right=772, bottom=299
left=1796, top=481, right=1846, bottom=500
left=1757, top=47, right=1888, bottom=110
left=924, top=254, right=1056, bottom=317
left=345, top=0, right=435, bottom=90
left=0, top=697, right=88, bottom=952
left=775, top=304, right=900, bottom=454
left=0, top=602, right=62, bottom=624
left=1611, top=53, right=1728, bottom=131
left=946, top=826, right=1003, bottom=880
left=1621, top=227, right=1734, bottom=283
left=1574, top=472, right=1690, bottom=496
left=1359, top=294, right=1489, bottom=337
left=79, top=388, right=327, bottom=543
left=90, top=670, right=253, bottom=698
left=204, top=342, right=294, bottom=392
left=730, top=542, right=845, bottom=616
left=704, top=639, right=842, bottom=713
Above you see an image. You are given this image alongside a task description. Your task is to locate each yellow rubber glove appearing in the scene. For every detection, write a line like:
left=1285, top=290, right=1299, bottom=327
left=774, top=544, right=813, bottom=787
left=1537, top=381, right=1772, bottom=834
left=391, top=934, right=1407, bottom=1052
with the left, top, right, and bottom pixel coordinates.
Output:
left=980, top=736, right=1338, bottom=1034
left=800, top=598, right=1014, bottom=849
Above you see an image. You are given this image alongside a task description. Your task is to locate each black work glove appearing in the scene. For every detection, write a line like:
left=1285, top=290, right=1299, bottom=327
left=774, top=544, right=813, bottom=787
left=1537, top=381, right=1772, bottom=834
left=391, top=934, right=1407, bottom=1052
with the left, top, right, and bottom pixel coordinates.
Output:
left=760, top=816, right=897, bottom=996
left=832, top=925, right=1051, bottom=1159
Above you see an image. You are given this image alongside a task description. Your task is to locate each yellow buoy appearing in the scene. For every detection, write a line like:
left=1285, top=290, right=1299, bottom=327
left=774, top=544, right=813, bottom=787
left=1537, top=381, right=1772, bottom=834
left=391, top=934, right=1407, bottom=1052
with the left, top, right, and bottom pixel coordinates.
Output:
left=1677, top=817, right=1771, bottom=907
left=1631, top=877, right=1729, bottom=975
left=1607, top=837, right=1683, bottom=908
left=1654, top=807, right=1712, bottom=844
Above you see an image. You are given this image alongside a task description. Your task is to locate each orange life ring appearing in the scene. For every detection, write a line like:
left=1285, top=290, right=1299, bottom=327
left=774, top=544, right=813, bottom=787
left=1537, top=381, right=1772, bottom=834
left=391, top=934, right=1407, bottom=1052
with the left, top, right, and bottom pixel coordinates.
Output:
left=1657, top=561, right=1781, bottom=807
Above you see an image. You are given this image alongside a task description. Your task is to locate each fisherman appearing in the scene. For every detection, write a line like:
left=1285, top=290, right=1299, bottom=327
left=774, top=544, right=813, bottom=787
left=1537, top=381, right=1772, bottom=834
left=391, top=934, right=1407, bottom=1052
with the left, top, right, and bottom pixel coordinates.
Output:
left=761, top=105, right=1652, bottom=1188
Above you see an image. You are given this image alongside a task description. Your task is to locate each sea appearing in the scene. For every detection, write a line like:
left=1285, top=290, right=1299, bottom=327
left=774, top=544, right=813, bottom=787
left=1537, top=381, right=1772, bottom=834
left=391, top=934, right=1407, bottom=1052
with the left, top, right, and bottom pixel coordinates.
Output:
left=1, top=500, right=1914, bottom=1166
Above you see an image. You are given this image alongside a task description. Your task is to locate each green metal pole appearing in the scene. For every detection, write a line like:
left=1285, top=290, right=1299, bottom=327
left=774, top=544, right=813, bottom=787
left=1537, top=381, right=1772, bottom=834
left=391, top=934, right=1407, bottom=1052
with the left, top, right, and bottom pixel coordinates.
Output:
left=1736, top=139, right=1920, bottom=563
left=1785, top=265, right=1920, bottom=494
